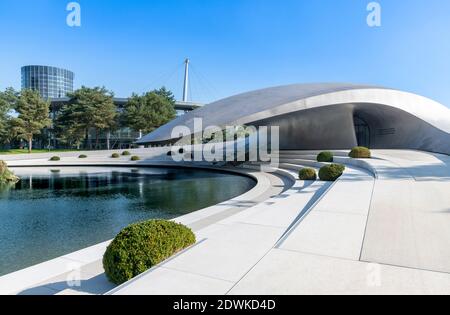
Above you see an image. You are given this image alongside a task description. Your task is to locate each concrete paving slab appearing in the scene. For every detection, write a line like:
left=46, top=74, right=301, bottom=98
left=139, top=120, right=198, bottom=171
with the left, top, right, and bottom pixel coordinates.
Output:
left=279, top=211, right=367, bottom=260
left=229, top=249, right=450, bottom=295
left=0, top=256, right=82, bottom=295
left=14, top=260, right=114, bottom=295
left=361, top=179, right=450, bottom=273
left=314, top=179, right=374, bottom=215
left=62, top=241, right=110, bottom=264
left=110, top=267, right=233, bottom=295
left=162, top=224, right=284, bottom=282
left=17, top=286, right=59, bottom=295
left=220, top=181, right=329, bottom=228
left=56, top=289, right=93, bottom=295
left=44, top=273, right=115, bottom=295
left=194, top=222, right=284, bottom=245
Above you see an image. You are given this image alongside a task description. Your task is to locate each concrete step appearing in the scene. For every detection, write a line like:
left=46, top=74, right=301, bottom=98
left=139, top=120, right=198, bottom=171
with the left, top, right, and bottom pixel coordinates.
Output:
left=277, top=150, right=351, bottom=157
left=279, top=158, right=326, bottom=169
left=278, top=154, right=318, bottom=160
left=279, top=163, right=316, bottom=173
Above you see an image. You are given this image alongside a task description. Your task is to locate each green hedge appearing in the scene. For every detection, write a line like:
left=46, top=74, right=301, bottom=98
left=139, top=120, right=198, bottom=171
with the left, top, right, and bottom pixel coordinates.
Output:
left=130, top=156, right=140, bottom=161
left=122, top=151, right=131, bottom=156
left=349, top=147, right=371, bottom=159
left=0, top=161, right=19, bottom=184
left=299, top=168, right=317, bottom=181
left=49, top=156, right=61, bottom=161
left=317, top=151, right=334, bottom=163
left=111, top=153, right=120, bottom=158
left=78, top=154, right=87, bottom=159
left=319, top=164, right=345, bottom=181
left=103, top=220, right=196, bottom=285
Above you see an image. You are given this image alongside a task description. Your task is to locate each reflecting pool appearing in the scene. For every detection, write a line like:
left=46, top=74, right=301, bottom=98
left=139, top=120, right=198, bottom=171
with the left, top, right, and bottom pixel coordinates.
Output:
left=0, top=167, right=255, bottom=276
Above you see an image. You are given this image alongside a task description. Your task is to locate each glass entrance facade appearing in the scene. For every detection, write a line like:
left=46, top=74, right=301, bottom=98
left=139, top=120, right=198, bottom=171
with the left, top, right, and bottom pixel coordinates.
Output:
left=354, top=116, right=371, bottom=148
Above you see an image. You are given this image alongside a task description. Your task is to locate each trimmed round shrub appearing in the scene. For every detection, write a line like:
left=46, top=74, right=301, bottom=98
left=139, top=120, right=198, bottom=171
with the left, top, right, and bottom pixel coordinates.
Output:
left=103, top=220, right=196, bottom=285
left=122, top=151, right=131, bottom=156
left=0, top=160, right=19, bottom=184
left=299, top=168, right=317, bottom=181
left=130, top=156, right=140, bottom=161
left=317, top=151, right=334, bottom=163
left=49, top=156, right=60, bottom=161
left=319, top=164, right=346, bottom=181
left=78, top=154, right=87, bottom=159
left=349, top=146, right=371, bottom=159
left=111, top=153, right=120, bottom=158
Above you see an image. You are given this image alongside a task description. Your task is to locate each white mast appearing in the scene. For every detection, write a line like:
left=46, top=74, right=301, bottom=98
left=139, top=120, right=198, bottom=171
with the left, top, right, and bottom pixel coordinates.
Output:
left=182, top=58, right=190, bottom=102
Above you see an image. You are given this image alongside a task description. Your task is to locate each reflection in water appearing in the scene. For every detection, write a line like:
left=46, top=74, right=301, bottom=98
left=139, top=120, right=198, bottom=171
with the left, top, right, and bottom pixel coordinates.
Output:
left=0, top=167, right=255, bottom=276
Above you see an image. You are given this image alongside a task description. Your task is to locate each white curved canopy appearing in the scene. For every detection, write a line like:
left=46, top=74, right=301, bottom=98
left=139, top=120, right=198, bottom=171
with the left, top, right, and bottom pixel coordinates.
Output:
left=137, top=83, right=450, bottom=154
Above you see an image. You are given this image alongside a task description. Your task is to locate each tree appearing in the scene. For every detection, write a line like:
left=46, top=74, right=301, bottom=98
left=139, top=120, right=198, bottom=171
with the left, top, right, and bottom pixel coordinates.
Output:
left=60, top=87, right=117, bottom=149
left=0, top=88, right=18, bottom=145
left=54, top=105, right=86, bottom=150
left=152, top=86, right=176, bottom=105
left=122, top=91, right=176, bottom=137
left=11, top=89, right=51, bottom=153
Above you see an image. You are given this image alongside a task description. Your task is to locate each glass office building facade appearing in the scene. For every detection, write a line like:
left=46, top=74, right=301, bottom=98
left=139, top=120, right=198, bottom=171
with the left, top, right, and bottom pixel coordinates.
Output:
left=21, top=65, right=74, bottom=99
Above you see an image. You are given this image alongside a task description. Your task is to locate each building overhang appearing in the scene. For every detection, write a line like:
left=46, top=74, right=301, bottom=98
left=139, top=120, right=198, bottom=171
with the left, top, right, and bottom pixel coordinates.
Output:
left=137, top=83, right=450, bottom=144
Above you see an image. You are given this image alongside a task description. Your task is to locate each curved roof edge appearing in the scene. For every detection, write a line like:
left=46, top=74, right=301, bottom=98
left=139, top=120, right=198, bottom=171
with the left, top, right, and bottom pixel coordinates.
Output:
left=137, top=83, right=450, bottom=144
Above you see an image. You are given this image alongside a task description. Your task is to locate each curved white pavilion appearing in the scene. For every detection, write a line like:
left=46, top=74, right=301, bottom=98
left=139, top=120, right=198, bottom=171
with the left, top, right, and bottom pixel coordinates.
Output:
left=138, top=83, right=450, bottom=155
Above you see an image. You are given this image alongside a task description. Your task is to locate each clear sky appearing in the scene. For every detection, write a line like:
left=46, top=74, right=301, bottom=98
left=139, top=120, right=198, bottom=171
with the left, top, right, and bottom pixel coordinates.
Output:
left=0, top=0, right=449, bottom=107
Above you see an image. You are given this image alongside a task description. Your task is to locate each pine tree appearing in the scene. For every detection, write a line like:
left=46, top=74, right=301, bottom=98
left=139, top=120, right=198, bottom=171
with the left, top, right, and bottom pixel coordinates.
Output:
left=54, top=105, right=86, bottom=149
left=152, top=86, right=176, bottom=105
left=11, top=89, right=51, bottom=153
left=0, top=87, right=18, bottom=145
left=57, top=87, right=117, bottom=150
left=122, top=91, right=176, bottom=136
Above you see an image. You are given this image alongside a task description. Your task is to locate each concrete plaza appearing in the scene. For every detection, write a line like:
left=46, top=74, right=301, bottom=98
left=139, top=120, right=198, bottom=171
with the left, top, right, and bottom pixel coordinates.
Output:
left=0, top=148, right=449, bottom=295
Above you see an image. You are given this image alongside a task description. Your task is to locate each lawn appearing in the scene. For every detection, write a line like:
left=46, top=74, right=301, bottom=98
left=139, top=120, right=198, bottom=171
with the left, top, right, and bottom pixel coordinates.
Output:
left=0, top=149, right=80, bottom=155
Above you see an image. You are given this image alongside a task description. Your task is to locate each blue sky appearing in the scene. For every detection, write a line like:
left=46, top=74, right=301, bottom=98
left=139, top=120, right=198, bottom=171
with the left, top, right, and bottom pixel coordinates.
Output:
left=0, top=0, right=449, bottom=107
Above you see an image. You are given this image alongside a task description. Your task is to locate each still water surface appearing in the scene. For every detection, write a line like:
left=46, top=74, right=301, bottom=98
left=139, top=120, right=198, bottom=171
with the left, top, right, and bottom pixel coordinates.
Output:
left=0, top=167, right=255, bottom=276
